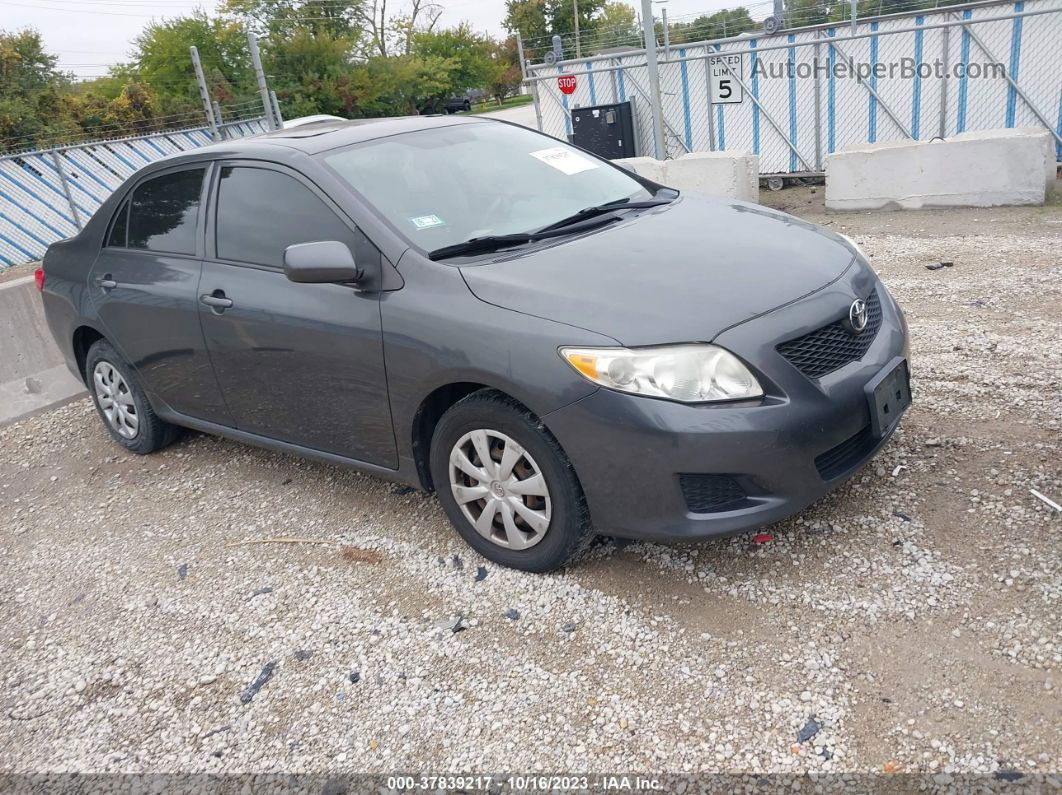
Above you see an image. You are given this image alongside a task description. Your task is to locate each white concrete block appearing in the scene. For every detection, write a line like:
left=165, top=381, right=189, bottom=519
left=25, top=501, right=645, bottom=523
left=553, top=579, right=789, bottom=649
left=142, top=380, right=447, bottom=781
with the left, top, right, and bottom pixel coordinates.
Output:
left=0, top=273, right=86, bottom=425
left=614, top=156, right=667, bottom=183
left=954, top=127, right=1055, bottom=191
left=615, top=152, right=760, bottom=201
left=665, top=151, right=760, bottom=202
left=825, top=128, right=1050, bottom=211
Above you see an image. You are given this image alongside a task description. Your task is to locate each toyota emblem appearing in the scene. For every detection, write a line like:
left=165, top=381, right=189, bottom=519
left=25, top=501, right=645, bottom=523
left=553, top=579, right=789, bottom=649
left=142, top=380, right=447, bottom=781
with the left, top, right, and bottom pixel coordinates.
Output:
left=848, top=298, right=869, bottom=333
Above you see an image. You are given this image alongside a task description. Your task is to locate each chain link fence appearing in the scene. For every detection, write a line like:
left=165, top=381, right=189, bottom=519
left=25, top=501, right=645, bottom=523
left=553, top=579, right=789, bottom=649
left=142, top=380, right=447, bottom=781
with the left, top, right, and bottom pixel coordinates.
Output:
left=0, top=119, right=269, bottom=268
left=526, top=0, right=1062, bottom=174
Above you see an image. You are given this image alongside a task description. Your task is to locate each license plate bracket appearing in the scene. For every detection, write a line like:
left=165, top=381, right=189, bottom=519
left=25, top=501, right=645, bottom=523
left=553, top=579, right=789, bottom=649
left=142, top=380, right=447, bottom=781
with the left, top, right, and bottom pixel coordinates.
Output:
left=865, top=357, right=911, bottom=438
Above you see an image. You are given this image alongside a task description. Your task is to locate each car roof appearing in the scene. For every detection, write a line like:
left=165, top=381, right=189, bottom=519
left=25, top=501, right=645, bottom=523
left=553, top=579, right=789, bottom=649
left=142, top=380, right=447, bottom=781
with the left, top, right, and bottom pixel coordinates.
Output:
left=194, top=114, right=494, bottom=159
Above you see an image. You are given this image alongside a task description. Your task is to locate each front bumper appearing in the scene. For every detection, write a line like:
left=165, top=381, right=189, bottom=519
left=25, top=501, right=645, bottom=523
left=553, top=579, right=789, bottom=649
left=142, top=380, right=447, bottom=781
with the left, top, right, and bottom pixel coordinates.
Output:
left=544, top=278, right=910, bottom=542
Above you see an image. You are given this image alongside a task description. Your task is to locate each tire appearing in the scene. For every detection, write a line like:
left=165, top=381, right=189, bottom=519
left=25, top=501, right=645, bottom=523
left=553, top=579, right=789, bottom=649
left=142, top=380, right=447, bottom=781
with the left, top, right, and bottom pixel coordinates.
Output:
left=85, top=339, right=180, bottom=455
left=430, top=390, right=593, bottom=572
left=463, top=101, right=471, bottom=112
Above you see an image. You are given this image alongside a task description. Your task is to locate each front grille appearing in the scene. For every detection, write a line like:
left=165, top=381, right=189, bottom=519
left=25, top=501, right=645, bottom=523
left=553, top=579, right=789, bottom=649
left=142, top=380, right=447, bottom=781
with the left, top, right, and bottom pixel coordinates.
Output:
left=679, top=474, right=748, bottom=513
left=777, top=288, right=883, bottom=379
left=815, top=425, right=875, bottom=480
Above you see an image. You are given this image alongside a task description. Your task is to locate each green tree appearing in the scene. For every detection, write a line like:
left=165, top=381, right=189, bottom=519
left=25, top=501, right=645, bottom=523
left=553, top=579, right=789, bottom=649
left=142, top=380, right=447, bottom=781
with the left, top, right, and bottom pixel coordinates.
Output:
left=131, top=11, right=255, bottom=115
left=223, top=0, right=363, bottom=39
left=265, top=26, right=356, bottom=117
left=670, top=8, right=757, bottom=42
left=0, top=28, right=80, bottom=153
left=592, top=2, right=641, bottom=52
left=410, top=24, right=494, bottom=110
left=486, top=36, right=524, bottom=103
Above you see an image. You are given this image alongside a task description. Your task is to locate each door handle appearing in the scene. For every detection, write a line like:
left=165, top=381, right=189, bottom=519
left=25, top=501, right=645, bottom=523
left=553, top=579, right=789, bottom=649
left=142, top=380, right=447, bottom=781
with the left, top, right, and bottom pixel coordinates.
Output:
left=96, top=274, right=117, bottom=289
left=200, top=291, right=234, bottom=311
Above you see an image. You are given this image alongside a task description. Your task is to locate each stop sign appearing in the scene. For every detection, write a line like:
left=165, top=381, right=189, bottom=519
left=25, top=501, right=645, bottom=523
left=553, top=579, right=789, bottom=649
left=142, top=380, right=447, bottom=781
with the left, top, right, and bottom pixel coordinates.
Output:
left=557, top=75, right=577, bottom=95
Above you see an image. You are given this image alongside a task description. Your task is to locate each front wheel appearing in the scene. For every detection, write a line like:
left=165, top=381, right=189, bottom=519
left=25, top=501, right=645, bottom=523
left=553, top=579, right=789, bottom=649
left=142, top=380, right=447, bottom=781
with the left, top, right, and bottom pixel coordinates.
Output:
left=430, top=391, right=593, bottom=572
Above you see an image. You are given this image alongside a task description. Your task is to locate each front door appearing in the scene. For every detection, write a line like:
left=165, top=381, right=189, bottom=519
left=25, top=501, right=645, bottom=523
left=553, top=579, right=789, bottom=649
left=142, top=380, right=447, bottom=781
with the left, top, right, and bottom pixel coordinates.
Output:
left=89, top=164, right=232, bottom=425
left=198, top=163, right=396, bottom=468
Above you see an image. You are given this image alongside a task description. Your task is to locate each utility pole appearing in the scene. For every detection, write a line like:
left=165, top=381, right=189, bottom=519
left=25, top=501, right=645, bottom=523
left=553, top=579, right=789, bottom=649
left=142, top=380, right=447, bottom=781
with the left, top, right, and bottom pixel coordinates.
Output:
left=640, top=0, right=665, bottom=159
left=573, top=0, right=581, bottom=59
left=246, top=31, right=278, bottom=130
left=189, top=46, right=220, bottom=141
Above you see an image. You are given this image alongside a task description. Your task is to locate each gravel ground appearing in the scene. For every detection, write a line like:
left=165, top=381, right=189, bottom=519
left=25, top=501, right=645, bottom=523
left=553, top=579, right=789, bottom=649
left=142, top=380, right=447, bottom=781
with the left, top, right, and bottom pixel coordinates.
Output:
left=1, top=191, right=1059, bottom=783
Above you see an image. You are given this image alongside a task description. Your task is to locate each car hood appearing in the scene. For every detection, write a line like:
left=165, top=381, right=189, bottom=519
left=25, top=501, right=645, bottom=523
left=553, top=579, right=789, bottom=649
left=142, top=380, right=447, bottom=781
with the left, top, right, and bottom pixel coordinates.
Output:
left=459, top=195, right=859, bottom=346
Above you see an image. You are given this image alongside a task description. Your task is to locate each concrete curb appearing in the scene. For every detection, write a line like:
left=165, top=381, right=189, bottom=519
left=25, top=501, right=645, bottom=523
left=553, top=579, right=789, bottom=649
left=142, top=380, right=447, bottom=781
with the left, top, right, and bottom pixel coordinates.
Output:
left=0, top=272, right=86, bottom=426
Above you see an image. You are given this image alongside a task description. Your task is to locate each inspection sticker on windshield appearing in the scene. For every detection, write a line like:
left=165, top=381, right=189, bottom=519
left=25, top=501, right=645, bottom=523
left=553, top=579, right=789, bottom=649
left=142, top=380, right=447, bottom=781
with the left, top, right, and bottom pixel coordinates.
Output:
left=409, top=214, right=446, bottom=230
left=530, top=146, right=598, bottom=175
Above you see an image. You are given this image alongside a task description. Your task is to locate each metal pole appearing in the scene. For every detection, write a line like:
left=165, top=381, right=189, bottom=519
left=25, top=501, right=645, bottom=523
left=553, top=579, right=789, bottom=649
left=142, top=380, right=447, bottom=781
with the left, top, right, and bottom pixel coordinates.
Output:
left=516, top=31, right=528, bottom=80
left=190, top=45, right=221, bottom=141
left=247, top=32, right=278, bottom=130
left=813, top=40, right=823, bottom=169
left=851, top=0, right=858, bottom=33
left=270, top=90, right=284, bottom=126
left=939, top=24, right=950, bottom=138
left=703, top=55, right=716, bottom=151
left=530, top=81, right=546, bottom=131
left=662, top=8, right=670, bottom=60
left=640, top=0, right=666, bottom=159
left=50, top=150, right=81, bottom=230
left=573, top=0, right=581, bottom=59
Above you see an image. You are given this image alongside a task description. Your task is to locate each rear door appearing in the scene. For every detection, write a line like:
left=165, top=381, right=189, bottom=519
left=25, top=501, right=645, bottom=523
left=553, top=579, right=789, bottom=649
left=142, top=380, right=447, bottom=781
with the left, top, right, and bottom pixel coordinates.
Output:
left=89, top=164, right=232, bottom=425
left=198, top=162, right=396, bottom=467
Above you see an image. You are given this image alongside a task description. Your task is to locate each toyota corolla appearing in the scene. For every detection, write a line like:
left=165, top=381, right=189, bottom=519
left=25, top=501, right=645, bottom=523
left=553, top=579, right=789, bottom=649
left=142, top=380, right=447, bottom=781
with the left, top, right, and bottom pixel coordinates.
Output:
left=39, top=116, right=911, bottom=572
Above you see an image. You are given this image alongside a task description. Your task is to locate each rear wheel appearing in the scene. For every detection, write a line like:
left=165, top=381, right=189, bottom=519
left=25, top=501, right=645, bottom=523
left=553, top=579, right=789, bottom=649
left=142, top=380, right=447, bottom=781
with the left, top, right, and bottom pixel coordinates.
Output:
left=85, top=339, right=180, bottom=454
left=430, top=391, right=593, bottom=572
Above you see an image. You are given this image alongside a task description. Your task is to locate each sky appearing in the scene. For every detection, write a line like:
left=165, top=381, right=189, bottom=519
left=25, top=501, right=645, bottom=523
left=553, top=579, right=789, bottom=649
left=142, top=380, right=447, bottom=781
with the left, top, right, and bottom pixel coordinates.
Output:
left=3, top=0, right=749, bottom=80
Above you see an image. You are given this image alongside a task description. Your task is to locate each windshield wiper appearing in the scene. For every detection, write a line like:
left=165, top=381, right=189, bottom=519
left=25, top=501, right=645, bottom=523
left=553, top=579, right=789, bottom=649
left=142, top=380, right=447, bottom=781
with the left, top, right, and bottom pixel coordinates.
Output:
left=428, top=213, right=624, bottom=261
left=535, top=197, right=673, bottom=233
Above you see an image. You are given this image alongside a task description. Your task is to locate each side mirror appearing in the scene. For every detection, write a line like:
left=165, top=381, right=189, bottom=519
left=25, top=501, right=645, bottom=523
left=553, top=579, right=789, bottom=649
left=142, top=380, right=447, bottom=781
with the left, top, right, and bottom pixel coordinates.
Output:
left=283, top=240, right=361, bottom=284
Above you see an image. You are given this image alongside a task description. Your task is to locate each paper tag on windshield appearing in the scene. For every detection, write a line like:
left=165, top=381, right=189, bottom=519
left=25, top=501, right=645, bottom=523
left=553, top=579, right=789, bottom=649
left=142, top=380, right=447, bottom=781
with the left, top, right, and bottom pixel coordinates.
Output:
left=530, top=147, right=598, bottom=175
left=410, top=214, right=445, bottom=229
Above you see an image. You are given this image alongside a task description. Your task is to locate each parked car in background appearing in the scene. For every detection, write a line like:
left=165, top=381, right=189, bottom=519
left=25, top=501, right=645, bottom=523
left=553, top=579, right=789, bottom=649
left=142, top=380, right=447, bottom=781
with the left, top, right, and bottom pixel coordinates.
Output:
left=442, top=90, right=487, bottom=113
left=37, top=116, right=910, bottom=572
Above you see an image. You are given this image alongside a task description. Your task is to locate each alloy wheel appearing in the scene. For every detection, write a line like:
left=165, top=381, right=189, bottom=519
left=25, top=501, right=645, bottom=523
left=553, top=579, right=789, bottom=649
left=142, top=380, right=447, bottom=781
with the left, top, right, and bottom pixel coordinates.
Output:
left=93, top=361, right=139, bottom=440
left=448, top=429, right=552, bottom=550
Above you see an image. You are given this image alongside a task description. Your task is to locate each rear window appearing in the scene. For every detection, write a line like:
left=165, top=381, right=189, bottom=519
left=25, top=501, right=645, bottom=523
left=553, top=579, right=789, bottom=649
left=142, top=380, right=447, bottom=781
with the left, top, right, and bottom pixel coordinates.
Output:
left=127, top=168, right=205, bottom=255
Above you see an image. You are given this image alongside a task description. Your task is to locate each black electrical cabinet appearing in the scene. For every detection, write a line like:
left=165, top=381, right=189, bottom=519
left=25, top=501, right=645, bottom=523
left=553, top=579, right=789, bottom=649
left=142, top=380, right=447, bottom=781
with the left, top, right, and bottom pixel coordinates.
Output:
left=570, top=101, right=636, bottom=160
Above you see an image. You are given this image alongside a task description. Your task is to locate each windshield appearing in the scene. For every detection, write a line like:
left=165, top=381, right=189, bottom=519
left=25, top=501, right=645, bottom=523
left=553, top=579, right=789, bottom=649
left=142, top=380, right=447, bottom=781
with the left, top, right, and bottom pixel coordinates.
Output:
left=321, top=121, right=651, bottom=252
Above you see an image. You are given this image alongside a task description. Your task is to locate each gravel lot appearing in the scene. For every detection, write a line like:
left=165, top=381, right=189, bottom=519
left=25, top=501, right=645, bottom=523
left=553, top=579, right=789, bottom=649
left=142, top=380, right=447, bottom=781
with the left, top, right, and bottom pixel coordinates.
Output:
left=1, top=190, right=1059, bottom=782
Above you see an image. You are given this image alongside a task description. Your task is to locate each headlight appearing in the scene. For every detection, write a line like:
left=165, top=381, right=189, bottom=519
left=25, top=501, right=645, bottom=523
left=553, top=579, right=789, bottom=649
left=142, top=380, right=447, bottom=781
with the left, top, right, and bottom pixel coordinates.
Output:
left=560, top=344, right=763, bottom=403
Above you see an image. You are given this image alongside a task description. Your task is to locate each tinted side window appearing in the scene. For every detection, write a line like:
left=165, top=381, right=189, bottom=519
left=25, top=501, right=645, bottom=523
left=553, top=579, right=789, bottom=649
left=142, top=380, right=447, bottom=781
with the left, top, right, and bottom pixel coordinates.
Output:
left=106, top=199, right=129, bottom=247
left=215, top=167, right=358, bottom=268
left=128, top=168, right=205, bottom=255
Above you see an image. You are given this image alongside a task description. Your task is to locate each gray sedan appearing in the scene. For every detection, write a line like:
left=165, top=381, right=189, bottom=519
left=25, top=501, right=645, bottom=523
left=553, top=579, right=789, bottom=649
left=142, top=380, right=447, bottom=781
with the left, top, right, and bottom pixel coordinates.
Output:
left=38, top=116, right=910, bottom=571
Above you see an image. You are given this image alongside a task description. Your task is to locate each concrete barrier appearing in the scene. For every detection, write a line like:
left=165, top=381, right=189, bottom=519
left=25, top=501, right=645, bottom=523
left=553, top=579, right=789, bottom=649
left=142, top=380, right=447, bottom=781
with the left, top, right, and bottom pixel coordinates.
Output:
left=0, top=274, right=85, bottom=425
left=616, top=152, right=760, bottom=202
left=953, top=128, right=1057, bottom=193
left=825, top=128, right=1053, bottom=211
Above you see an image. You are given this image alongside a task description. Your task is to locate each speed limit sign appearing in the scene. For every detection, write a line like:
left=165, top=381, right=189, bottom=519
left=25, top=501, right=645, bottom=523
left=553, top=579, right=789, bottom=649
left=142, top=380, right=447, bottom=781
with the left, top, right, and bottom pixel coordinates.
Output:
left=708, top=54, right=743, bottom=104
